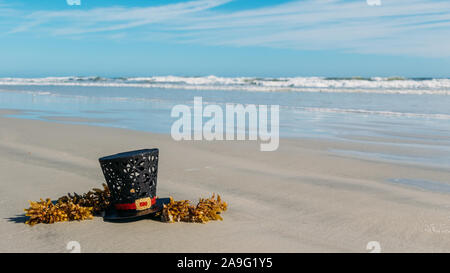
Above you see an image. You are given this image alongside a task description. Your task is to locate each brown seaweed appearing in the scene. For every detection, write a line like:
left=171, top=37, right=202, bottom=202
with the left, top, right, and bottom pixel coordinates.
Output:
left=24, top=198, right=93, bottom=226
left=57, top=183, right=111, bottom=214
left=24, top=183, right=110, bottom=225
left=161, top=194, right=228, bottom=223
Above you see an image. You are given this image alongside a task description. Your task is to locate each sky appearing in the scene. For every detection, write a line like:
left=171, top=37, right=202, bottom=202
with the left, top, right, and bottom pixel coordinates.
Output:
left=0, top=0, right=449, bottom=78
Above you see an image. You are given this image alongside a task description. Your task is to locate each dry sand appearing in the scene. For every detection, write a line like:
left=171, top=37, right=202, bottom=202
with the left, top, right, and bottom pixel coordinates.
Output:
left=0, top=115, right=450, bottom=252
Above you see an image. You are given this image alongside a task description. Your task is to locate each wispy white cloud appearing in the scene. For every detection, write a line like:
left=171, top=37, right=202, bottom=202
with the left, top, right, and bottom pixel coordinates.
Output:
left=3, top=0, right=450, bottom=57
left=6, top=0, right=231, bottom=34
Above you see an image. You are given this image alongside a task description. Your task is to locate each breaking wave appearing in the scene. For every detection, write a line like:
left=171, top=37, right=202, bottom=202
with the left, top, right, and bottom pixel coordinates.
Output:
left=0, top=76, right=449, bottom=95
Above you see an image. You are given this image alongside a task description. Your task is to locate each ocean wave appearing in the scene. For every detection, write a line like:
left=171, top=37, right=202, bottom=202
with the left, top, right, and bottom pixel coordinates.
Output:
left=296, top=107, right=450, bottom=119
left=0, top=76, right=449, bottom=94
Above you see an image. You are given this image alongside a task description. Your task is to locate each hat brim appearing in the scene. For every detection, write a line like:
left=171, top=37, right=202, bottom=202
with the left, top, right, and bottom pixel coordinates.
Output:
left=103, top=197, right=170, bottom=222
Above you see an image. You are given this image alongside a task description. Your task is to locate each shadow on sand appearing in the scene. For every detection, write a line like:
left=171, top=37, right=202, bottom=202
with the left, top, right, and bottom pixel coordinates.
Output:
left=6, top=214, right=28, bottom=224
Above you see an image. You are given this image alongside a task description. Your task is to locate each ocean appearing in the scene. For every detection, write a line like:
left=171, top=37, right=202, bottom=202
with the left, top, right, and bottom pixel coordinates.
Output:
left=0, top=76, right=449, bottom=168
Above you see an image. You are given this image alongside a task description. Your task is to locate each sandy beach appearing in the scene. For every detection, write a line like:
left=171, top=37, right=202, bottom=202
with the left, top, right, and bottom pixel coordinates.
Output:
left=0, top=113, right=449, bottom=253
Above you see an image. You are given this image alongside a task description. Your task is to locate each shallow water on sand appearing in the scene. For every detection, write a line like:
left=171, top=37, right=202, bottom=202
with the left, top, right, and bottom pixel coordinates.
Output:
left=0, top=84, right=449, bottom=169
left=388, top=178, right=450, bottom=193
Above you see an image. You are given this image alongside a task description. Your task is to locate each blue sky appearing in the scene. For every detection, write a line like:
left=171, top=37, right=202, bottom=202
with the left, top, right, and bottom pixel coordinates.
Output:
left=0, top=0, right=449, bottom=77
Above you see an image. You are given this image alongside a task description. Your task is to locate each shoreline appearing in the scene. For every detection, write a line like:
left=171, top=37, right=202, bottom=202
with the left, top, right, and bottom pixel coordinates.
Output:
left=1, top=115, right=450, bottom=252
left=2, top=108, right=449, bottom=171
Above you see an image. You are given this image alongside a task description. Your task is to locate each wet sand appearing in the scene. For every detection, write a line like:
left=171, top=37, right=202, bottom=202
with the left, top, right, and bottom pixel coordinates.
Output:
left=0, top=116, right=450, bottom=252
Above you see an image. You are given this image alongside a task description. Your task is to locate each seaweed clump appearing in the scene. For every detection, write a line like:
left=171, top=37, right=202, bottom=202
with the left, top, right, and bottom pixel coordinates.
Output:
left=161, top=194, right=228, bottom=223
left=24, top=183, right=111, bottom=225
left=24, top=198, right=93, bottom=226
left=57, top=183, right=111, bottom=214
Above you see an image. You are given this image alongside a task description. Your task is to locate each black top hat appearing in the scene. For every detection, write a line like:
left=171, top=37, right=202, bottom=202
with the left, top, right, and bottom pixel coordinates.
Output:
left=99, top=149, right=167, bottom=221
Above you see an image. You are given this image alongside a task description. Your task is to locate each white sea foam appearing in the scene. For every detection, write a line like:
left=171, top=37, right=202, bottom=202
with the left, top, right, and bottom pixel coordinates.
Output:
left=295, top=107, right=450, bottom=120
left=0, top=76, right=449, bottom=95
